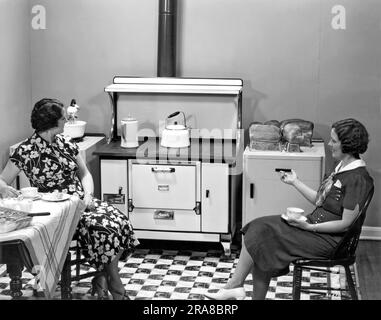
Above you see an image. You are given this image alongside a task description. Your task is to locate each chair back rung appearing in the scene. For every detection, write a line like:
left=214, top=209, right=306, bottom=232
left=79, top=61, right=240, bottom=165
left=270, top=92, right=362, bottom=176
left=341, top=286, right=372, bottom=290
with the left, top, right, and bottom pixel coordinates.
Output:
left=71, top=271, right=100, bottom=282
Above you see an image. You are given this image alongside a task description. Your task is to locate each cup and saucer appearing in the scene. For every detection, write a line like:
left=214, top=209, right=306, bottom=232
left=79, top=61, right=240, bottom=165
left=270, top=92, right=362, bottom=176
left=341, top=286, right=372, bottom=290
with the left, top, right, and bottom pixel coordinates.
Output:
left=281, top=207, right=307, bottom=222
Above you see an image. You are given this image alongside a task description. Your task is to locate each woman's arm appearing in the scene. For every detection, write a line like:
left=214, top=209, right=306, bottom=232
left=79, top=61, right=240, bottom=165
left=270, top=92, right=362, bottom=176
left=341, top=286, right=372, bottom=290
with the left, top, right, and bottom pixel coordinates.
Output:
left=0, top=159, right=21, bottom=198
left=280, top=170, right=317, bottom=205
left=76, top=154, right=94, bottom=206
left=287, top=205, right=360, bottom=233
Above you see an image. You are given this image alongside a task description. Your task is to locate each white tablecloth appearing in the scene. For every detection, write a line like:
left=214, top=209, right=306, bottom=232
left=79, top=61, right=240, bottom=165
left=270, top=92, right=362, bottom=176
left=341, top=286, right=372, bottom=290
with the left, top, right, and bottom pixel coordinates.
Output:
left=0, top=196, right=85, bottom=299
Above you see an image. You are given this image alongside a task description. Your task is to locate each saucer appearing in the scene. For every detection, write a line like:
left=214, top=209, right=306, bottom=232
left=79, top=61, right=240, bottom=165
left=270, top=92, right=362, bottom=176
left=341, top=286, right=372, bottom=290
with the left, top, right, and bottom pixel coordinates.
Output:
left=281, top=213, right=307, bottom=222
left=41, top=193, right=71, bottom=202
left=22, top=194, right=42, bottom=201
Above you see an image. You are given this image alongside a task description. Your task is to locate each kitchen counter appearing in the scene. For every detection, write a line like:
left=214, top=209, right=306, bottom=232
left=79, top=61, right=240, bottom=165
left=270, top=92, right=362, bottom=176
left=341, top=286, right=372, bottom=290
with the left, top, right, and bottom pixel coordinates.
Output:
left=93, top=138, right=240, bottom=165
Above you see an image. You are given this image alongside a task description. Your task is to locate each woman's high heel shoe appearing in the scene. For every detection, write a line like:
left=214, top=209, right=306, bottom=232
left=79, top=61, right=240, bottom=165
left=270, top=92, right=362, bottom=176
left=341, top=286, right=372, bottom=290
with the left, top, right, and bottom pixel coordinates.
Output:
left=91, top=275, right=109, bottom=300
left=204, top=287, right=246, bottom=300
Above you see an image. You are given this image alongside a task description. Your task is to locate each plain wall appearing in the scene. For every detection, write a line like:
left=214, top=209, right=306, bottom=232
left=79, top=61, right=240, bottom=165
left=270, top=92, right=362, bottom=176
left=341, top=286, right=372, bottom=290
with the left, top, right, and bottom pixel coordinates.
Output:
left=0, top=0, right=32, bottom=169
left=25, top=0, right=381, bottom=228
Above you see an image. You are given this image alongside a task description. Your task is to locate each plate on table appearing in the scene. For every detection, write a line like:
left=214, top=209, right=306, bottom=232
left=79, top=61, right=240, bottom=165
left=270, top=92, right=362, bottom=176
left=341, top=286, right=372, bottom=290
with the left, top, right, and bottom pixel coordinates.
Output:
left=41, top=193, right=71, bottom=202
left=281, top=213, right=307, bottom=222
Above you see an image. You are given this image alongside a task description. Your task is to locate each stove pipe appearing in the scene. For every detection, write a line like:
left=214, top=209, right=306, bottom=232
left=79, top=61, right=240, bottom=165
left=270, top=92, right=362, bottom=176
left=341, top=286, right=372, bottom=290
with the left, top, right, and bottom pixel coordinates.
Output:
left=157, top=0, right=177, bottom=77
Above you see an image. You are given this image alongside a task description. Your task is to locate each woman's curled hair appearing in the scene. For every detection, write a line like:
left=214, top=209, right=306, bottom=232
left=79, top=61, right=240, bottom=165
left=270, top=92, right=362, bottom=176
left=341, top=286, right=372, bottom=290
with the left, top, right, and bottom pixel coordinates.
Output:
left=31, top=98, right=64, bottom=132
left=332, top=118, right=369, bottom=158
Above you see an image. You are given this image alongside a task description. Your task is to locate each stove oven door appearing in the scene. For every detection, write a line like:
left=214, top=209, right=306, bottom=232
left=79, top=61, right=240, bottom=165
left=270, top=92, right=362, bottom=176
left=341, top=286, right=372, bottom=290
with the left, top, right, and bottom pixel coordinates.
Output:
left=128, top=161, right=201, bottom=232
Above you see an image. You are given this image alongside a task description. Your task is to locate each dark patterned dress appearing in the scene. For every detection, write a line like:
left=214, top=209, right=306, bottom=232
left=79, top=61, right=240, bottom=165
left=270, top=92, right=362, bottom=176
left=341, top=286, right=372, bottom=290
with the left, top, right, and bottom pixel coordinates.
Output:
left=241, top=162, right=374, bottom=277
left=10, top=132, right=139, bottom=271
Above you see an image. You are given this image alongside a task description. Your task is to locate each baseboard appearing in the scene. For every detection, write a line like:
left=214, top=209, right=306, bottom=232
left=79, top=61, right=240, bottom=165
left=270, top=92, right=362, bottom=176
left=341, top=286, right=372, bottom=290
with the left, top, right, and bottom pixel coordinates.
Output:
left=360, top=226, right=381, bottom=240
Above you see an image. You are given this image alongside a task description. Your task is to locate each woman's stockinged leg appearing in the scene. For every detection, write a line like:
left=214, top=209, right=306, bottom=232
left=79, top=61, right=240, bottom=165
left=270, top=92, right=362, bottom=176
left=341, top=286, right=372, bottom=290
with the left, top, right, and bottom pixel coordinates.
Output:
left=204, top=241, right=254, bottom=300
left=104, top=249, right=125, bottom=299
left=225, top=242, right=254, bottom=289
left=252, top=264, right=272, bottom=300
left=227, top=241, right=272, bottom=300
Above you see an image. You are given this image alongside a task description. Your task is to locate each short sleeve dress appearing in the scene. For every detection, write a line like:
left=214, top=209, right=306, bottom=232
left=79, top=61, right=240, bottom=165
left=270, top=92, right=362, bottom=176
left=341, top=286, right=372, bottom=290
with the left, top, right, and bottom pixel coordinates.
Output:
left=10, top=132, right=139, bottom=271
left=241, top=161, right=374, bottom=277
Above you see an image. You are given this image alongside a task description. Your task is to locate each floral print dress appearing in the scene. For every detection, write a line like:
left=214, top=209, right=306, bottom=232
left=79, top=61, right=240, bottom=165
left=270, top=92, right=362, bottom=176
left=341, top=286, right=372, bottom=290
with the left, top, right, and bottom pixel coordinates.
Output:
left=10, top=132, right=139, bottom=271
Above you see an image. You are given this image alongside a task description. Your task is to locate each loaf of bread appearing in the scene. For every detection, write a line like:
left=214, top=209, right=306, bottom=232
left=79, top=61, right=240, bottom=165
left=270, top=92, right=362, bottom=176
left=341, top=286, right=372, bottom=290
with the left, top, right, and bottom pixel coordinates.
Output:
left=264, top=120, right=281, bottom=127
left=280, top=119, right=314, bottom=147
left=249, top=122, right=282, bottom=151
left=250, top=140, right=282, bottom=151
left=249, top=123, right=281, bottom=142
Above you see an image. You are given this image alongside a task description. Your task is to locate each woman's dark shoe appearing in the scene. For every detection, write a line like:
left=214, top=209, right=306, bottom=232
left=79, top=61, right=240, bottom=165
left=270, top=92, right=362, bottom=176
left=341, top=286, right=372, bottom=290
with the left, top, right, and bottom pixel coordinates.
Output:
left=91, top=274, right=109, bottom=300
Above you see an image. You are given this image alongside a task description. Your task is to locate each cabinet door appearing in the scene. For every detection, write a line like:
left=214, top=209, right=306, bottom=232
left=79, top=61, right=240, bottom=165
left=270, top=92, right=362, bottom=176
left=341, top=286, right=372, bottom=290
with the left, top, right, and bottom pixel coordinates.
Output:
left=243, top=157, right=322, bottom=225
left=201, top=163, right=229, bottom=233
left=100, top=159, right=128, bottom=215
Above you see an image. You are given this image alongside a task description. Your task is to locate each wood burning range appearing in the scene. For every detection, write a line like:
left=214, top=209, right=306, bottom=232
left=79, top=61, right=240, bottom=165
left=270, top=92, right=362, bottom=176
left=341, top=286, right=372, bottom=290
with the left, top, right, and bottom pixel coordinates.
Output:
left=94, top=0, right=244, bottom=254
left=96, top=77, right=243, bottom=255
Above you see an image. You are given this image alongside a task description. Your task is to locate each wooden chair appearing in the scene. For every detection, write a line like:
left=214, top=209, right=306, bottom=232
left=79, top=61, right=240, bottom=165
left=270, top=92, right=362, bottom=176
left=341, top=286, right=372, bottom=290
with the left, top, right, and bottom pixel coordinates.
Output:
left=292, top=187, right=374, bottom=300
left=59, top=241, right=104, bottom=299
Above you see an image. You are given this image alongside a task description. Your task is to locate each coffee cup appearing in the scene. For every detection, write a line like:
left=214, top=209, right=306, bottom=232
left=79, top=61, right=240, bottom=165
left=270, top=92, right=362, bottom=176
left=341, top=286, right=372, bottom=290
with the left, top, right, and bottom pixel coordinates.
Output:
left=286, top=207, right=304, bottom=219
left=21, top=187, right=38, bottom=198
left=19, top=199, right=33, bottom=212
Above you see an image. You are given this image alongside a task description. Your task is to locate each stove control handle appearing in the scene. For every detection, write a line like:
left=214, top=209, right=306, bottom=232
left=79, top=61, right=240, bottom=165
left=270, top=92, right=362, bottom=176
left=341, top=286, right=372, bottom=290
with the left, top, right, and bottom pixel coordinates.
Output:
left=194, top=202, right=201, bottom=215
left=151, top=167, right=176, bottom=173
left=128, top=199, right=135, bottom=213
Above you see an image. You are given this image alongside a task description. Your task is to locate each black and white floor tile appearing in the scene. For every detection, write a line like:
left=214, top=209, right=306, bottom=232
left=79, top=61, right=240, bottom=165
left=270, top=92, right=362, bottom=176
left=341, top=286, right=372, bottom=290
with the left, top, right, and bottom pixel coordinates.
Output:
left=0, top=242, right=357, bottom=300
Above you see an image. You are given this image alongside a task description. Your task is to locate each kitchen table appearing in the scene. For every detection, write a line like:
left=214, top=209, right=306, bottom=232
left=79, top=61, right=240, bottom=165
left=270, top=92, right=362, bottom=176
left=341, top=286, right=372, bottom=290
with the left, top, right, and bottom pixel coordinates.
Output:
left=0, top=195, right=85, bottom=299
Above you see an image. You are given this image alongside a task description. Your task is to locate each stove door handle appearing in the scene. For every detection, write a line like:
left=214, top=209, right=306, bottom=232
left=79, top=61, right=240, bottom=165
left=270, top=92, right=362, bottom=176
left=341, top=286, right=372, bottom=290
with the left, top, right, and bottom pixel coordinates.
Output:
left=151, top=167, right=176, bottom=173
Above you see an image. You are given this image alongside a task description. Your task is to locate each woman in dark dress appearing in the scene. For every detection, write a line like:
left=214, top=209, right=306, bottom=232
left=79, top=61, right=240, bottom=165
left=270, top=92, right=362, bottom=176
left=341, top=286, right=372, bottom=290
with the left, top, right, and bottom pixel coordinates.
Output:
left=0, top=98, right=139, bottom=300
left=205, top=118, right=374, bottom=300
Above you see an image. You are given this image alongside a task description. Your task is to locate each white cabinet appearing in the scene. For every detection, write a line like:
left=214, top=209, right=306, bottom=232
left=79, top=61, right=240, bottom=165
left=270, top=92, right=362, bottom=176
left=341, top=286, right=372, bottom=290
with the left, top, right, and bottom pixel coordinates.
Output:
left=201, top=163, right=229, bottom=233
left=242, top=143, right=325, bottom=225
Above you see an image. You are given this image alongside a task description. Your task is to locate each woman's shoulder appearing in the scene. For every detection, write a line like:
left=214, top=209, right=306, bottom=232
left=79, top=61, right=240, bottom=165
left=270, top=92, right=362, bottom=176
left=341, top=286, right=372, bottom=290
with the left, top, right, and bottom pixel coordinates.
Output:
left=10, top=135, right=35, bottom=157
left=56, top=134, right=79, bottom=151
left=338, top=167, right=373, bottom=187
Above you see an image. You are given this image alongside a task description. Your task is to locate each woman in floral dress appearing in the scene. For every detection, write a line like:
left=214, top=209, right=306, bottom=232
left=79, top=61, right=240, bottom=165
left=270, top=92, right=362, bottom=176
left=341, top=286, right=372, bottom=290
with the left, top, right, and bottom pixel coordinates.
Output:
left=0, top=98, right=139, bottom=300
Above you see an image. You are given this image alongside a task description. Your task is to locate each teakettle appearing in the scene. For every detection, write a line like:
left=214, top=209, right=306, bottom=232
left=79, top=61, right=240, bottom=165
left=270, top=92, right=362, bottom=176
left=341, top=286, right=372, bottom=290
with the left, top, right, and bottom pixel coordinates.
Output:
left=160, top=111, right=190, bottom=148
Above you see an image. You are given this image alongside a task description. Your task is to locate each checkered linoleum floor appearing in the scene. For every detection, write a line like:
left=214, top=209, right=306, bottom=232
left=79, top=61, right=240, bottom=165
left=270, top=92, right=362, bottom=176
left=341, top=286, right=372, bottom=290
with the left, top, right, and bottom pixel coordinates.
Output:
left=0, top=243, right=358, bottom=300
